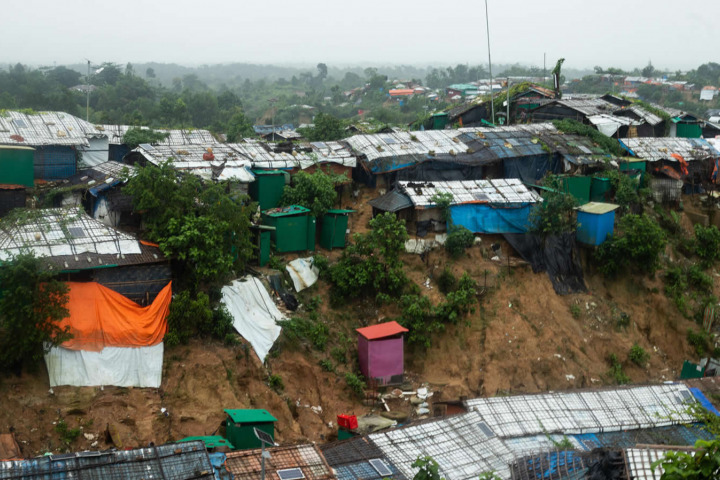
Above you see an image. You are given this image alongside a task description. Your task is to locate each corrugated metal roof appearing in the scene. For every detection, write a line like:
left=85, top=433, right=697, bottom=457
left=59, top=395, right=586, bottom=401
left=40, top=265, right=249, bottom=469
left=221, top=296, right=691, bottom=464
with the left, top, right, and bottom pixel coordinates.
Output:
left=64, top=160, right=136, bottom=193
left=0, top=111, right=104, bottom=147
left=228, top=141, right=356, bottom=170
left=621, top=137, right=720, bottom=162
left=346, top=130, right=465, bottom=164
left=399, top=179, right=542, bottom=207
left=0, top=441, right=214, bottom=479
left=131, top=143, right=255, bottom=183
left=554, top=98, right=618, bottom=117
left=0, top=207, right=141, bottom=262
left=97, top=125, right=217, bottom=146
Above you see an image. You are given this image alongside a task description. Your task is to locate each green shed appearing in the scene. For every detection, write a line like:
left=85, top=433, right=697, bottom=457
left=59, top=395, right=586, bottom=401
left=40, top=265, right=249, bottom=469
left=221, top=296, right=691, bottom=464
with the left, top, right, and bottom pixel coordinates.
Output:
left=320, top=209, right=354, bottom=249
left=0, top=145, right=35, bottom=187
left=261, top=205, right=316, bottom=253
left=558, top=176, right=591, bottom=205
left=590, top=177, right=612, bottom=202
left=431, top=113, right=449, bottom=130
left=224, top=409, right=277, bottom=450
left=249, top=170, right=286, bottom=210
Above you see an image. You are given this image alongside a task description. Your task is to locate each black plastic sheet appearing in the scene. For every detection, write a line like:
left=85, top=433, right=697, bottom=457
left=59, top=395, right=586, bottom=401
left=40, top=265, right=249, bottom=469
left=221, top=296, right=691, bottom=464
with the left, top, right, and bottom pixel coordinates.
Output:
left=503, top=232, right=586, bottom=295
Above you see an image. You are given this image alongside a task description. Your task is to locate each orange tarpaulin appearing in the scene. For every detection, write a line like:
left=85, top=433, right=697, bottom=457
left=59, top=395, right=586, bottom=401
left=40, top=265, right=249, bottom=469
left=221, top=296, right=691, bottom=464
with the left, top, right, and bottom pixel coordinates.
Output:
left=58, top=281, right=171, bottom=352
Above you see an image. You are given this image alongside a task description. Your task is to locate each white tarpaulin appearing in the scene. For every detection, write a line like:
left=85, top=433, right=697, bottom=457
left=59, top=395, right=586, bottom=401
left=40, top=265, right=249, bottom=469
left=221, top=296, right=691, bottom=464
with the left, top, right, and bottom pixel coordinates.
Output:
left=44, top=343, right=164, bottom=388
left=286, top=257, right=319, bottom=292
left=221, top=277, right=285, bottom=362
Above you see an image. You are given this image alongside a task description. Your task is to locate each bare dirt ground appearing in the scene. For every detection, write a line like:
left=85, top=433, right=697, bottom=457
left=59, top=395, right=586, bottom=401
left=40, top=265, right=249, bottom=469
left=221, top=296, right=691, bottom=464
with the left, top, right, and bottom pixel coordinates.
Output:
left=0, top=191, right=715, bottom=456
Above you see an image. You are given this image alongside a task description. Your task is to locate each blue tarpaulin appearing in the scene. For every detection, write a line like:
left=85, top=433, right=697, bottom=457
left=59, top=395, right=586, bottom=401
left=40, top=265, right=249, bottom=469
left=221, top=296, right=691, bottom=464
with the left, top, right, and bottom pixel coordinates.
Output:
left=449, top=203, right=533, bottom=234
left=689, top=387, right=720, bottom=416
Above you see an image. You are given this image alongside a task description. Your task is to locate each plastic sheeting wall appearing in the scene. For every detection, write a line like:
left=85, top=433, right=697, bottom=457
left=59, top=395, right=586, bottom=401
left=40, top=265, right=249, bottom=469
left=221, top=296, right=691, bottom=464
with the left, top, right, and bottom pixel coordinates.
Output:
left=369, top=411, right=514, bottom=480
left=450, top=204, right=533, bottom=234
left=464, top=384, right=696, bottom=438
left=503, top=154, right=561, bottom=185
left=80, top=136, right=110, bottom=167
left=45, top=343, right=164, bottom=388
left=221, top=277, right=284, bottom=363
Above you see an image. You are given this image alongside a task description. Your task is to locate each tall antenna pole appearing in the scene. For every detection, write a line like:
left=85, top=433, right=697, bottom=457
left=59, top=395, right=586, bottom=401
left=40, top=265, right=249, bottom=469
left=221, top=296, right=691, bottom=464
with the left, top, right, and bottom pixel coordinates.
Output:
left=485, top=0, right=494, bottom=123
left=86, top=60, right=90, bottom=122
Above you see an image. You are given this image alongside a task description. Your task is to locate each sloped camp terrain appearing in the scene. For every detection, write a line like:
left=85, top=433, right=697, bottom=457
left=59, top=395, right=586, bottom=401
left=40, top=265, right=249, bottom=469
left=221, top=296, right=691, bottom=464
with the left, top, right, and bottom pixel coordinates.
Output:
left=0, top=195, right=715, bottom=456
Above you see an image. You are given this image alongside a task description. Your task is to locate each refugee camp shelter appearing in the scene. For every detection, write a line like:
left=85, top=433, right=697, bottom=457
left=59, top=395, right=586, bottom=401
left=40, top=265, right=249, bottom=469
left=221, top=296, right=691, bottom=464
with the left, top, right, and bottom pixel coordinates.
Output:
left=0, top=206, right=171, bottom=305
left=0, top=145, right=34, bottom=187
left=356, top=321, right=408, bottom=386
left=225, top=444, right=336, bottom=480
left=320, top=209, right=354, bottom=249
left=249, top=169, right=286, bottom=210
left=0, top=441, right=215, bottom=479
left=261, top=205, right=316, bottom=253
left=0, top=111, right=109, bottom=179
left=224, top=409, right=278, bottom=450
left=576, top=202, right=619, bottom=246
left=58, top=160, right=136, bottom=227
left=320, top=436, right=408, bottom=480
left=126, top=143, right=256, bottom=192
left=228, top=140, right=356, bottom=177
left=620, top=137, right=720, bottom=199
left=398, top=179, right=542, bottom=234
left=99, top=125, right=219, bottom=161
left=368, top=189, right=413, bottom=222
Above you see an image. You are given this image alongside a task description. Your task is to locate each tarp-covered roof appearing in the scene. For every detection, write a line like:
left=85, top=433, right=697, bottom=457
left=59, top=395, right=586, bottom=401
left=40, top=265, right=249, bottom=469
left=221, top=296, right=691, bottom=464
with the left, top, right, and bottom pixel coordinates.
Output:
left=368, top=189, right=413, bottom=212
left=621, top=137, right=720, bottom=162
left=225, top=444, right=335, bottom=480
left=399, top=179, right=542, bottom=207
left=0, top=441, right=214, bottom=479
left=97, top=125, right=217, bottom=146
left=0, top=207, right=141, bottom=262
left=228, top=141, right=356, bottom=170
left=369, top=411, right=515, bottom=480
left=64, top=160, right=136, bottom=195
left=321, top=437, right=408, bottom=480
left=0, top=111, right=104, bottom=147
left=464, top=383, right=697, bottom=438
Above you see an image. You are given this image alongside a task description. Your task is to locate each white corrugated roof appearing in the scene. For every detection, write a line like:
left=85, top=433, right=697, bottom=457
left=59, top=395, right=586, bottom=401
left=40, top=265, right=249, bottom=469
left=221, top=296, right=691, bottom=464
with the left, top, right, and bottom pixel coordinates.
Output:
left=369, top=411, right=514, bottom=480
left=131, top=144, right=255, bottom=182
left=622, top=137, right=720, bottom=162
left=0, top=111, right=104, bottom=147
left=399, top=179, right=542, bottom=207
left=464, top=384, right=696, bottom=438
left=0, top=207, right=140, bottom=260
left=97, top=126, right=216, bottom=146
left=345, top=130, right=464, bottom=162
left=228, top=141, right=356, bottom=169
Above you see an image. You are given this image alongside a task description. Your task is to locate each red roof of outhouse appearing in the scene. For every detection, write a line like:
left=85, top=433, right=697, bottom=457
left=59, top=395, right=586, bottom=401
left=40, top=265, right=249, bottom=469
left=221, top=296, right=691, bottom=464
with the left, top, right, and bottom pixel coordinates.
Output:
left=356, top=321, right=409, bottom=340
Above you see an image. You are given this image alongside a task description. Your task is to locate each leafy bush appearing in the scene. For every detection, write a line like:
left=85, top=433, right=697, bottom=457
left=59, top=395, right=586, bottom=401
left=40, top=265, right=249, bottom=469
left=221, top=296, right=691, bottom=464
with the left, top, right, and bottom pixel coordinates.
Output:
left=607, top=353, right=630, bottom=385
left=437, top=268, right=457, bottom=294
left=166, top=291, right=213, bottom=347
left=444, top=226, right=475, bottom=258
left=313, top=254, right=330, bottom=279
left=693, top=224, right=720, bottom=267
left=530, top=176, right=578, bottom=235
left=595, top=214, right=666, bottom=276
left=430, top=192, right=453, bottom=223
left=399, top=273, right=478, bottom=348
left=319, top=359, right=335, bottom=372
left=569, top=304, right=582, bottom=319
left=121, top=127, right=169, bottom=149
left=629, top=343, right=650, bottom=367
left=344, top=372, right=366, bottom=398
left=329, top=213, right=409, bottom=302
left=268, top=373, right=284, bottom=392
left=0, top=251, right=71, bottom=372
left=597, top=169, right=639, bottom=209
left=55, top=419, right=81, bottom=445
left=331, top=346, right=347, bottom=365
left=687, top=329, right=710, bottom=356
left=664, top=265, right=713, bottom=317
left=280, top=169, right=347, bottom=218
left=654, top=438, right=720, bottom=480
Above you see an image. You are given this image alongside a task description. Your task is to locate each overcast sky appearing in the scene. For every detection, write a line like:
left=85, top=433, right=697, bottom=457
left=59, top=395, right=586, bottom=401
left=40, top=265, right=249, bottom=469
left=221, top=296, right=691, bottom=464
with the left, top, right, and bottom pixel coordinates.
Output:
left=2, top=0, right=717, bottom=71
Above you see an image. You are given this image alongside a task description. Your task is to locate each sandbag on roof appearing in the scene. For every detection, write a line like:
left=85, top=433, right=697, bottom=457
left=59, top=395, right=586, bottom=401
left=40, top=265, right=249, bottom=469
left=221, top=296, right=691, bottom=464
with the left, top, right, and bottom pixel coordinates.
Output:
left=285, top=257, right=319, bottom=292
left=221, top=277, right=285, bottom=363
left=57, top=281, right=171, bottom=351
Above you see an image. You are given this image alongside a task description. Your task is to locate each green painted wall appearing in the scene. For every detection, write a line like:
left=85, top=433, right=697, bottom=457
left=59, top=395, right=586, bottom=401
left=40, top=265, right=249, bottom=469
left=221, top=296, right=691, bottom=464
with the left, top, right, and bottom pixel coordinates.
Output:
left=0, top=146, right=34, bottom=187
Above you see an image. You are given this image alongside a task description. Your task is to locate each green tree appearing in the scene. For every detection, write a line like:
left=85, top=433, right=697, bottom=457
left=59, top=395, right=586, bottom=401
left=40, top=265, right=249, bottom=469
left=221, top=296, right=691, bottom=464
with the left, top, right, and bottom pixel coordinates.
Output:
left=595, top=214, right=667, bottom=276
left=529, top=176, right=578, bottom=235
left=280, top=169, right=346, bottom=217
left=122, top=127, right=169, bottom=149
left=0, top=252, right=71, bottom=373
left=329, top=213, right=409, bottom=301
left=225, top=107, right=255, bottom=142
left=654, top=439, right=720, bottom=479
left=299, top=113, right=345, bottom=141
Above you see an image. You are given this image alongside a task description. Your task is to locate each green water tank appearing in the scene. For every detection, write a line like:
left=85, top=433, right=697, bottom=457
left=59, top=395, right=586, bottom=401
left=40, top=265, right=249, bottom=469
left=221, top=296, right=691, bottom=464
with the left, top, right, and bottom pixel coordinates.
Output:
left=249, top=170, right=286, bottom=210
left=0, top=145, right=35, bottom=187
left=261, top=205, right=316, bottom=253
left=320, top=209, right=354, bottom=249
